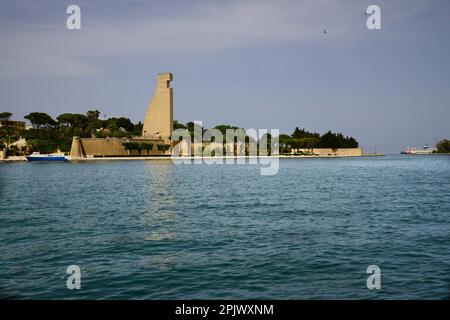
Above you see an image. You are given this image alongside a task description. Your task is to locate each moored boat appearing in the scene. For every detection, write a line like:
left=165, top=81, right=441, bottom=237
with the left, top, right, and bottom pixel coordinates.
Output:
left=26, top=152, right=67, bottom=161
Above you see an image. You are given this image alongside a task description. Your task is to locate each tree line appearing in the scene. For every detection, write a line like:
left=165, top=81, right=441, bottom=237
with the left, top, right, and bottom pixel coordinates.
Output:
left=436, top=139, right=450, bottom=153
left=279, top=126, right=358, bottom=153
left=0, top=111, right=144, bottom=155
left=122, top=142, right=170, bottom=156
left=1, top=110, right=360, bottom=155
left=172, top=122, right=359, bottom=155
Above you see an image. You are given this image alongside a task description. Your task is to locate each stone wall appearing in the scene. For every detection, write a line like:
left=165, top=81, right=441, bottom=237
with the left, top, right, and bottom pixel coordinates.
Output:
left=70, top=137, right=168, bottom=158
left=0, top=149, right=6, bottom=160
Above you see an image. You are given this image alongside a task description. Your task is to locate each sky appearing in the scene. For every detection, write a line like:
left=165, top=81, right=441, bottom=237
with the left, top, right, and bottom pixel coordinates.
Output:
left=0, top=0, right=449, bottom=153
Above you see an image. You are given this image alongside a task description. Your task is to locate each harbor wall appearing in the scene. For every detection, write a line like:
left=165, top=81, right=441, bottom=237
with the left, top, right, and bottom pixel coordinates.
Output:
left=291, top=148, right=363, bottom=156
left=70, top=137, right=168, bottom=158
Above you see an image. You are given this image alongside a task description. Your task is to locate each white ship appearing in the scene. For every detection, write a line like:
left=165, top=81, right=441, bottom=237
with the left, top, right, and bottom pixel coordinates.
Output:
left=401, top=145, right=437, bottom=155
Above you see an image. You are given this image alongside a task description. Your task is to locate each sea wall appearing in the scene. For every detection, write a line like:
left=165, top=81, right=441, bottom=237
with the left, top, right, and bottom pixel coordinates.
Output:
left=291, top=148, right=363, bottom=156
left=0, top=149, right=6, bottom=160
left=70, top=137, right=167, bottom=158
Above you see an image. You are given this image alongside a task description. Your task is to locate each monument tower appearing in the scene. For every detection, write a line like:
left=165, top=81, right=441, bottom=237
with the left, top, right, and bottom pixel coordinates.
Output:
left=142, top=72, right=173, bottom=142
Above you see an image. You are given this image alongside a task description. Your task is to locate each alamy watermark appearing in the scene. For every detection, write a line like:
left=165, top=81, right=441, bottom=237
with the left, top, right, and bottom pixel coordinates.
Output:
left=170, top=122, right=279, bottom=176
left=66, top=4, right=381, bottom=32
left=66, top=265, right=81, bottom=290
left=366, top=5, right=381, bottom=30
left=66, top=5, right=81, bottom=30
left=64, top=263, right=382, bottom=292
left=367, top=265, right=381, bottom=290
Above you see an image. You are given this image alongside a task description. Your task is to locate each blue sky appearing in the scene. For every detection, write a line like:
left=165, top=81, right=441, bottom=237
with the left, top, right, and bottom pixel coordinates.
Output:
left=0, top=0, right=449, bottom=153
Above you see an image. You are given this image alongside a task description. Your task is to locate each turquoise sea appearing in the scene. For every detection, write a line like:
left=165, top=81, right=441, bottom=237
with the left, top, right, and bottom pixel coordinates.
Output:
left=0, top=155, right=449, bottom=299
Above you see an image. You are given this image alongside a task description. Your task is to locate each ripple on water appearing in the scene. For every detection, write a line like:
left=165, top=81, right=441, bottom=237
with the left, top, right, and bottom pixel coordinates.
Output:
left=0, top=155, right=449, bottom=299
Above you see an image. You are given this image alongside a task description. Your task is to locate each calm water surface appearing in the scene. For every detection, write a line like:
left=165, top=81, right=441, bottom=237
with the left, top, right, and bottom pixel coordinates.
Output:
left=0, top=155, right=449, bottom=299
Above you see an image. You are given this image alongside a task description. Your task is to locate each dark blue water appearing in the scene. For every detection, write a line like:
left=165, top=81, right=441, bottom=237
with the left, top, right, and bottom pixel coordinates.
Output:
left=1, top=155, right=449, bottom=299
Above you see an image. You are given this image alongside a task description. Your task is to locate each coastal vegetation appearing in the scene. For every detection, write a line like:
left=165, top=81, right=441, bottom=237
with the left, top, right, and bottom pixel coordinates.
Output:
left=173, top=123, right=359, bottom=155
left=174, top=123, right=358, bottom=149
left=0, top=111, right=143, bottom=155
left=436, top=139, right=450, bottom=153
left=279, top=127, right=358, bottom=153
left=157, top=144, right=171, bottom=153
left=122, top=142, right=171, bottom=156
left=0, top=112, right=13, bottom=121
left=0, top=109, right=359, bottom=156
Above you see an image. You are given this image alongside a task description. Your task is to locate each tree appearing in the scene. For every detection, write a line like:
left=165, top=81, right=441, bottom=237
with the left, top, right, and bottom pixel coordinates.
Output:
left=142, top=143, right=153, bottom=155
left=132, top=122, right=143, bottom=136
left=292, top=126, right=320, bottom=139
left=186, top=122, right=195, bottom=132
left=105, top=117, right=134, bottom=137
left=57, top=113, right=74, bottom=127
left=123, top=142, right=137, bottom=156
left=258, top=133, right=273, bottom=156
left=24, top=112, right=56, bottom=129
left=57, top=113, right=87, bottom=127
left=296, top=137, right=320, bottom=148
left=116, top=117, right=134, bottom=133
left=56, top=113, right=88, bottom=137
left=135, top=143, right=143, bottom=156
left=437, top=139, right=450, bottom=153
left=86, top=110, right=101, bottom=138
left=8, top=145, right=19, bottom=156
left=214, top=124, right=240, bottom=135
left=346, top=136, right=358, bottom=148
left=28, top=139, right=58, bottom=154
left=123, top=142, right=144, bottom=156
left=157, top=144, right=170, bottom=153
left=174, top=120, right=187, bottom=130
left=86, top=110, right=100, bottom=122
left=0, top=112, right=13, bottom=121
left=0, top=126, right=20, bottom=149
left=319, top=131, right=339, bottom=149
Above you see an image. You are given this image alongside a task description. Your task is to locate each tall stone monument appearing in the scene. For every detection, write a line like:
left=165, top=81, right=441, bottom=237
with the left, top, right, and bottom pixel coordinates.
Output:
left=142, top=72, right=173, bottom=141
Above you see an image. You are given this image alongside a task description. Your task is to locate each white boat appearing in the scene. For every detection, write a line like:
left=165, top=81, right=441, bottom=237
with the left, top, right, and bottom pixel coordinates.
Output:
left=26, top=152, right=67, bottom=161
left=401, top=145, right=437, bottom=155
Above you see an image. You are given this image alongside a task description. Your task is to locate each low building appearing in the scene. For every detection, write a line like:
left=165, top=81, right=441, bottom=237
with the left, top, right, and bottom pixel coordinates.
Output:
left=291, top=148, right=363, bottom=157
left=0, top=120, right=26, bottom=131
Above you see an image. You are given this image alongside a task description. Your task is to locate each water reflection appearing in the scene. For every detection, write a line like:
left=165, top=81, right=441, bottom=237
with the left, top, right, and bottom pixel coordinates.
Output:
left=141, top=161, right=179, bottom=241
left=144, top=232, right=176, bottom=241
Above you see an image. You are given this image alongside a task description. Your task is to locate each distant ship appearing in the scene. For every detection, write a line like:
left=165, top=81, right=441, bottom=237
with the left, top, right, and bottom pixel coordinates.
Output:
left=26, top=152, right=67, bottom=161
left=401, top=145, right=436, bottom=155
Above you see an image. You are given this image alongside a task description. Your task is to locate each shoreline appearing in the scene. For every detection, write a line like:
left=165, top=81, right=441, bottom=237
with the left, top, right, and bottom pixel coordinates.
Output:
left=9, top=153, right=450, bottom=162
left=1, top=154, right=386, bottom=162
left=5, top=153, right=450, bottom=162
left=5, top=153, right=450, bottom=163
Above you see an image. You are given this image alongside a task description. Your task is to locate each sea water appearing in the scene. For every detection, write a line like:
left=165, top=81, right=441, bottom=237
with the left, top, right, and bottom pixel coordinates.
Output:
left=0, top=155, right=449, bottom=299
